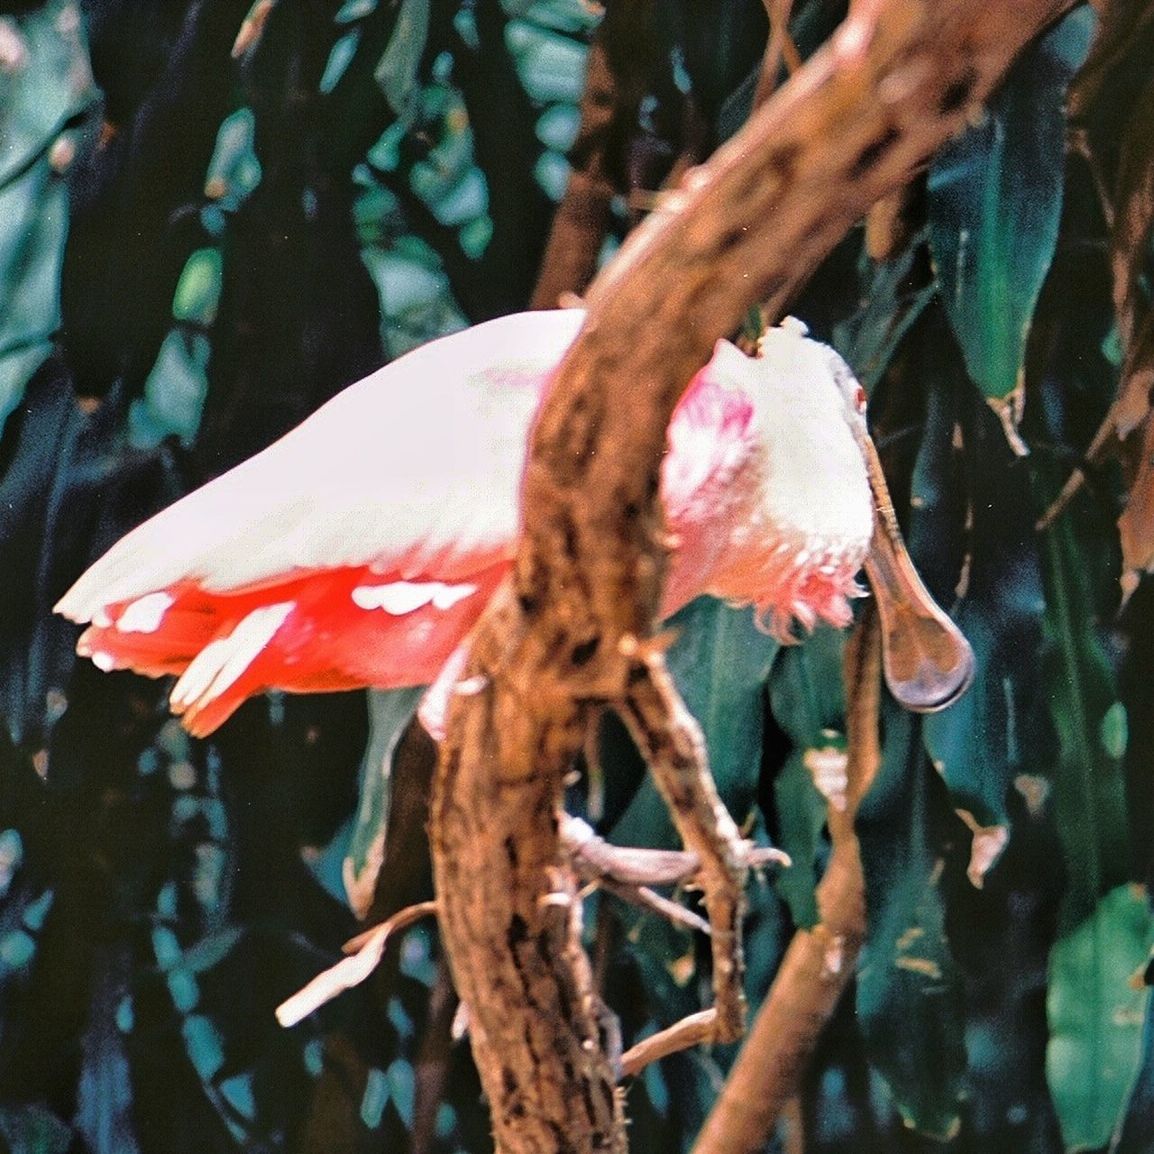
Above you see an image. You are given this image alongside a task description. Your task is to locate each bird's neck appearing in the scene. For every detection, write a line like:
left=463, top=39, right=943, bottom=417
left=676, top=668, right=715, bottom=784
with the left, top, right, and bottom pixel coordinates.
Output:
left=658, top=373, right=763, bottom=617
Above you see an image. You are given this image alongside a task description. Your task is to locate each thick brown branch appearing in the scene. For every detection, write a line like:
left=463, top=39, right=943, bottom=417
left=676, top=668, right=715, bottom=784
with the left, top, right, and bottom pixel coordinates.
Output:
left=431, top=3, right=1074, bottom=1153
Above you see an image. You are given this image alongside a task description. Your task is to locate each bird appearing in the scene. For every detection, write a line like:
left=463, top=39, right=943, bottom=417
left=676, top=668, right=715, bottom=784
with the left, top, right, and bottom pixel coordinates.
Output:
left=56, top=308, right=950, bottom=739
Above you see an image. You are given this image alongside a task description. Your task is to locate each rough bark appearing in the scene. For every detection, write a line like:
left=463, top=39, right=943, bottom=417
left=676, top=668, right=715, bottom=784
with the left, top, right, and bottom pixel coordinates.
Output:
left=430, top=3, right=1076, bottom=1153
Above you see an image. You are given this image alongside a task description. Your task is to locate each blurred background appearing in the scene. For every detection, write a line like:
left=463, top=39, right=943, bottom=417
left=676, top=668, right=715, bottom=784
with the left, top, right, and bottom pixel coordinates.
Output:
left=0, top=1, right=1152, bottom=1151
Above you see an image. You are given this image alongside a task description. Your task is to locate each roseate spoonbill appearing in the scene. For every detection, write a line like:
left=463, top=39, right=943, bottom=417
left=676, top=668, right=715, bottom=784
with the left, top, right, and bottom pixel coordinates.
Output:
left=56, top=309, right=972, bottom=737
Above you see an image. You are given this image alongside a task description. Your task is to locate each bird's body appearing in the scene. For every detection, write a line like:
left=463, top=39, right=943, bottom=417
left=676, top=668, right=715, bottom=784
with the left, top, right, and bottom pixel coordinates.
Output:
left=56, top=310, right=875, bottom=736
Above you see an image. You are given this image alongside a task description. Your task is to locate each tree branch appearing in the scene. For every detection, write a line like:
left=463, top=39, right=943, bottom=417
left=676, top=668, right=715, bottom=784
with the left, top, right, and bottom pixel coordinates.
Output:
left=431, top=3, right=1075, bottom=1152
left=691, top=609, right=883, bottom=1154
left=615, top=656, right=752, bottom=1041
left=529, top=0, right=658, bottom=309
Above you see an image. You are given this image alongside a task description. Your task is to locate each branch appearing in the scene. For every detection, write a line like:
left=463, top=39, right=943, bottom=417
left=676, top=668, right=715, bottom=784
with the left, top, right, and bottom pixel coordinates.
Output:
left=616, top=656, right=752, bottom=1041
left=275, top=902, right=438, bottom=1027
left=431, top=3, right=1075, bottom=1152
left=620, top=1010, right=717, bottom=1077
left=692, top=609, right=883, bottom=1154
left=529, top=0, right=661, bottom=309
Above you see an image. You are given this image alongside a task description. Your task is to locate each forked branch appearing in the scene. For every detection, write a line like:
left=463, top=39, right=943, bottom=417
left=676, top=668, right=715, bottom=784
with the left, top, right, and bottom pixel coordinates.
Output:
left=431, top=3, right=1076, bottom=1152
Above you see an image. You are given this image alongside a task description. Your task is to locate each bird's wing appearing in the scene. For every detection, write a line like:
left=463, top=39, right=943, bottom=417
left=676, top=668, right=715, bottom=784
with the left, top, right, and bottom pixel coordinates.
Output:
left=57, top=309, right=586, bottom=622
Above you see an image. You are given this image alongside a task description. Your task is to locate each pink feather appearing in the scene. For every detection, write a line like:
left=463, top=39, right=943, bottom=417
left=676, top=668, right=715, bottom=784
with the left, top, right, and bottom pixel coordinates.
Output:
left=56, top=310, right=873, bottom=736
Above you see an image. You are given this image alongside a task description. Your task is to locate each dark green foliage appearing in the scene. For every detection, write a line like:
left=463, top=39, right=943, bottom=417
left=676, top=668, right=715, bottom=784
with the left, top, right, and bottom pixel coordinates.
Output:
left=856, top=707, right=967, bottom=1141
left=1, top=1, right=1153, bottom=1153
left=928, top=7, right=1094, bottom=416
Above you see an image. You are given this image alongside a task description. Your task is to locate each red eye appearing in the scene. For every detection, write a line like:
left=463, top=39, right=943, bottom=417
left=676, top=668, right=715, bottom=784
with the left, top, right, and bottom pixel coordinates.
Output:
left=854, top=385, right=868, bottom=413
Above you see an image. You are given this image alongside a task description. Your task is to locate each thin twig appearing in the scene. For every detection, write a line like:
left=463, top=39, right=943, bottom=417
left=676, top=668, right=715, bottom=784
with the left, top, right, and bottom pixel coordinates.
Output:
left=563, top=813, right=789, bottom=888
left=599, top=878, right=713, bottom=936
left=692, top=610, right=883, bottom=1154
left=232, top=0, right=277, bottom=60
left=563, top=814, right=701, bottom=886
left=617, top=656, right=752, bottom=1043
left=276, top=901, right=438, bottom=1027
left=754, top=0, right=800, bottom=109
left=620, top=1010, right=717, bottom=1077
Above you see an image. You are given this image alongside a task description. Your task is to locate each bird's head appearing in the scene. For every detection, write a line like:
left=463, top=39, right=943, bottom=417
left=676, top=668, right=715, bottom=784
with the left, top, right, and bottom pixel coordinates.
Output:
left=661, top=319, right=874, bottom=639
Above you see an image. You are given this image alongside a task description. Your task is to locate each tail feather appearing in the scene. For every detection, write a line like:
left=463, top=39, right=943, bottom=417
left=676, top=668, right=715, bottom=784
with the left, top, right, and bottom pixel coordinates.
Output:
left=64, top=562, right=509, bottom=735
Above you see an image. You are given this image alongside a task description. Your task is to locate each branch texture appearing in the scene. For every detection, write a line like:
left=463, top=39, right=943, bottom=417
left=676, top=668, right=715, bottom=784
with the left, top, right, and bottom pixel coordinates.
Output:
left=431, top=3, right=1075, bottom=1152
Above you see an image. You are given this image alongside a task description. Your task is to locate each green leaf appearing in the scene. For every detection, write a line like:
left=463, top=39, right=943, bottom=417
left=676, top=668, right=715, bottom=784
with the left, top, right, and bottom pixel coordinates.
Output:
left=321, top=30, right=363, bottom=95
left=505, top=20, right=587, bottom=104
left=535, top=103, right=580, bottom=152
left=375, top=0, right=430, bottom=118
left=0, top=1, right=98, bottom=189
left=1046, top=885, right=1153, bottom=1151
left=833, top=230, right=937, bottom=392
left=767, top=625, right=847, bottom=927
left=609, top=598, right=779, bottom=850
left=0, top=158, right=65, bottom=425
left=506, top=0, right=601, bottom=36
left=202, top=107, right=262, bottom=210
left=171, top=248, right=223, bottom=326
left=0, top=0, right=98, bottom=437
left=857, top=708, right=966, bottom=1139
left=343, top=687, right=424, bottom=918
left=928, top=8, right=1095, bottom=427
left=1033, top=466, right=1130, bottom=927
left=1100, top=700, right=1129, bottom=761
left=128, top=330, right=212, bottom=449
left=917, top=391, right=1047, bottom=866
left=1115, top=974, right=1154, bottom=1154
left=771, top=751, right=826, bottom=928
left=386, top=1058, right=416, bottom=1126
left=767, top=624, right=846, bottom=749
left=0, top=1103, right=72, bottom=1154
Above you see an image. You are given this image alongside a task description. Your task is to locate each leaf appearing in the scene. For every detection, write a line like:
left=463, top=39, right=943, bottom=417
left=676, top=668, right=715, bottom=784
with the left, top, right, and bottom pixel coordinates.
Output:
left=171, top=249, right=223, bottom=326
left=343, top=687, right=424, bottom=918
left=767, top=625, right=846, bottom=926
left=928, top=7, right=1095, bottom=435
left=1114, top=959, right=1154, bottom=1154
left=0, top=0, right=97, bottom=189
left=1120, top=410, right=1154, bottom=585
left=1058, top=2, right=1154, bottom=586
left=917, top=389, right=1047, bottom=882
left=608, top=597, right=779, bottom=850
left=0, top=164, right=66, bottom=437
left=321, top=30, right=363, bottom=96
left=74, top=952, right=142, bottom=1154
left=771, top=753, right=826, bottom=928
left=856, top=707, right=966, bottom=1139
left=1067, top=0, right=1154, bottom=120
left=1068, top=0, right=1154, bottom=340
left=1046, top=885, right=1153, bottom=1152
left=0, top=0, right=98, bottom=436
left=833, top=230, right=937, bottom=393
left=0, top=1102, right=72, bottom=1154
left=1034, top=462, right=1130, bottom=927
left=1108, top=58, right=1154, bottom=342
left=202, top=107, right=262, bottom=211
left=767, top=624, right=846, bottom=750
left=375, top=0, right=430, bottom=117
left=505, top=20, right=588, bottom=104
